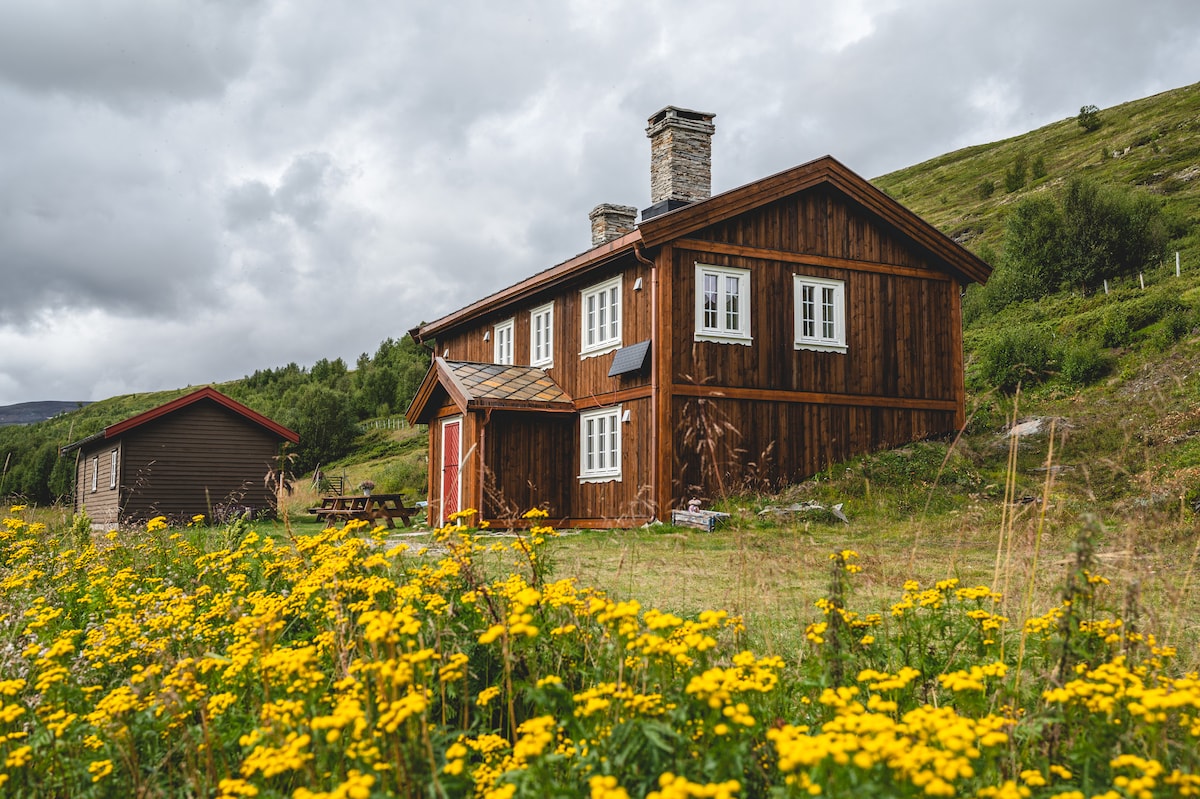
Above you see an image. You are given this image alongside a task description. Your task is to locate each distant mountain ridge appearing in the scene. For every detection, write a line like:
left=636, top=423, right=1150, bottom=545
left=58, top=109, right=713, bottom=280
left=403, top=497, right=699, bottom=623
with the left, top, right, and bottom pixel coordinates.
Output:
left=0, top=401, right=90, bottom=427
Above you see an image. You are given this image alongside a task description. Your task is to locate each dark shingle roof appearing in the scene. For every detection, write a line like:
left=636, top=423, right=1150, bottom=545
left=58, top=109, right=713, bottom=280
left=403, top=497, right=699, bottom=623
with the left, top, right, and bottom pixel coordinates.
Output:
left=444, top=361, right=574, bottom=409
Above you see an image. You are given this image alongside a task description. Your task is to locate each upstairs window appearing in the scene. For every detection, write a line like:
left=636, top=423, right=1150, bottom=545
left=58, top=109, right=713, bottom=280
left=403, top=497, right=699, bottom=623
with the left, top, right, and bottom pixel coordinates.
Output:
left=580, top=276, right=622, bottom=358
left=794, top=275, right=846, bottom=353
left=493, top=318, right=514, bottom=365
left=579, top=406, right=621, bottom=482
left=530, top=302, right=554, bottom=367
left=694, top=263, right=751, bottom=345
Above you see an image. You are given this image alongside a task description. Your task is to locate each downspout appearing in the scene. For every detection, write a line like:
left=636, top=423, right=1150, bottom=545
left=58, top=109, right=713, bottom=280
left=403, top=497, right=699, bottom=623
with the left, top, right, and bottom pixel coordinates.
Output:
left=633, top=240, right=659, bottom=521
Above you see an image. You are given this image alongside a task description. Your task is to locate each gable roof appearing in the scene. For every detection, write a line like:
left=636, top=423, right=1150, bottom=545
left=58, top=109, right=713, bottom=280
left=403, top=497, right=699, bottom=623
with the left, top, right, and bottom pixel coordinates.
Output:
left=412, top=155, right=991, bottom=343
left=61, top=386, right=299, bottom=454
left=638, top=155, right=991, bottom=284
left=406, top=358, right=574, bottom=424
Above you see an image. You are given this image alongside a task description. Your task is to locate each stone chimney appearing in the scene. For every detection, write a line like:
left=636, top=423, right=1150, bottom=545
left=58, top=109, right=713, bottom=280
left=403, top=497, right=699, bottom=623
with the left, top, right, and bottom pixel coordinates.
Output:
left=643, top=106, right=716, bottom=220
left=589, top=203, right=638, bottom=247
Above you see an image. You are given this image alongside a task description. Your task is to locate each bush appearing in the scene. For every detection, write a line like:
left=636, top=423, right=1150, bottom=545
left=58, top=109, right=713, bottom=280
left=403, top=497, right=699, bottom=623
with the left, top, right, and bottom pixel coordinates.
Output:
left=974, top=326, right=1055, bottom=393
left=1147, top=307, right=1195, bottom=351
left=1058, top=340, right=1111, bottom=386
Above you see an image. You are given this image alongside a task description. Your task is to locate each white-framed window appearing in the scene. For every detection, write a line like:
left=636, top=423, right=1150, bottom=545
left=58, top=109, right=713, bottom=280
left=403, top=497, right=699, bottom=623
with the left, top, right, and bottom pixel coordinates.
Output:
left=579, top=406, right=621, bottom=483
left=493, top=318, right=514, bottom=365
left=530, top=302, right=554, bottom=367
left=90, top=456, right=99, bottom=493
left=694, top=263, right=752, bottom=345
left=794, top=275, right=847, bottom=353
left=580, top=276, right=622, bottom=358
left=109, top=450, right=118, bottom=490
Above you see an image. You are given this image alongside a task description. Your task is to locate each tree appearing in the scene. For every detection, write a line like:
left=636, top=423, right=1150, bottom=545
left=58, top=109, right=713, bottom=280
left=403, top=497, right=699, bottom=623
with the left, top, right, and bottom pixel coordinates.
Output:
left=280, top=384, right=359, bottom=473
left=999, top=178, right=1169, bottom=300
left=1004, top=152, right=1028, bottom=193
left=1077, top=104, right=1102, bottom=132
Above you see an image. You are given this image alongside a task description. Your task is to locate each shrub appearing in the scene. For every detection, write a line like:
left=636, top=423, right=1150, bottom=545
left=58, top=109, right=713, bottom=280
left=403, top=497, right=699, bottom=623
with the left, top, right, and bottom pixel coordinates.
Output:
left=1058, top=339, right=1111, bottom=386
left=974, top=326, right=1054, bottom=393
left=1147, top=307, right=1194, bottom=351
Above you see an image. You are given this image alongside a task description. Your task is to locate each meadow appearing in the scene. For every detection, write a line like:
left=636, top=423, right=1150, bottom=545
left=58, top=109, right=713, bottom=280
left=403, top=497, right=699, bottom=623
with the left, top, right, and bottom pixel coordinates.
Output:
left=3, top=464, right=1199, bottom=799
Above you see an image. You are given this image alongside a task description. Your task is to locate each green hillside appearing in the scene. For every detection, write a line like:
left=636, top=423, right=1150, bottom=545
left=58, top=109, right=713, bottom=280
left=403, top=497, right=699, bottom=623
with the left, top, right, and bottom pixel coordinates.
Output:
left=875, top=81, right=1200, bottom=257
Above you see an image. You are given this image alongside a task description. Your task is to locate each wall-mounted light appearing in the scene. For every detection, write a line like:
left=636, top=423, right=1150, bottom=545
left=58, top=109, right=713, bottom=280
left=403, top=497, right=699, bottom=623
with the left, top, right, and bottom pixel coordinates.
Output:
left=483, top=330, right=490, bottom=342
left=443, top=349, right=449, bottom=358
left=621, top=409, right=631, bottom=423
left=633, top=276, right=644, bottom=291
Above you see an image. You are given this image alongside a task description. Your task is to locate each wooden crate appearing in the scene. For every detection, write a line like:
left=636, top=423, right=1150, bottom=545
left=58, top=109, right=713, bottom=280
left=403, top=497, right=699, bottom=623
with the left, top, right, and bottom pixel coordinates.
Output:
left=670, top=509, right=730, bottom=532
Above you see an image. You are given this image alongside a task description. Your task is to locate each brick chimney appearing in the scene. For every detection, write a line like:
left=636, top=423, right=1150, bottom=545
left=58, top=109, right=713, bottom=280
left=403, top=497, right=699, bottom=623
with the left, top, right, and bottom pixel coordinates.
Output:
left=589, top=203, right=638, bottom=247
left=643, top=106, right=716, bottom=220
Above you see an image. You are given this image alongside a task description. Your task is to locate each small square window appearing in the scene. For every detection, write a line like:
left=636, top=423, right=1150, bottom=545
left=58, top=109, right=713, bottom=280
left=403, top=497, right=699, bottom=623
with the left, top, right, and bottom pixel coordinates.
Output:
left=794, top=275, right=847, bottom=353
left=530, top=302, right=554, bottom=367
left=694, top=263, right=752, bottom=345
left=579, top=406, right=621, bottom=482
left=580, top=276, right=622, bottom=358
left=493, top=318, right=514, bottom=365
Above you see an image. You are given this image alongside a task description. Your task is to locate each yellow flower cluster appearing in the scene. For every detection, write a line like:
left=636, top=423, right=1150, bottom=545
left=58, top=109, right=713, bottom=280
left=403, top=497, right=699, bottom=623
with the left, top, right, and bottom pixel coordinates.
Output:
left=3, top=508, right=1199, bottom=797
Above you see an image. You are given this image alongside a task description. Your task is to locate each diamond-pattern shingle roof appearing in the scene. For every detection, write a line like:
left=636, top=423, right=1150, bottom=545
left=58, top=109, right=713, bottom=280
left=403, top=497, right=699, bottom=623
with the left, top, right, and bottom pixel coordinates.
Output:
left=443, top=361, right=574, bottom=411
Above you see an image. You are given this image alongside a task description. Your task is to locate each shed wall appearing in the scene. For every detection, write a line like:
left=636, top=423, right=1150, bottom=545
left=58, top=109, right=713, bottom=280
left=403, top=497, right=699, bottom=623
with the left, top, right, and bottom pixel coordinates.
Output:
left=117, top=401, right=284, bottom=522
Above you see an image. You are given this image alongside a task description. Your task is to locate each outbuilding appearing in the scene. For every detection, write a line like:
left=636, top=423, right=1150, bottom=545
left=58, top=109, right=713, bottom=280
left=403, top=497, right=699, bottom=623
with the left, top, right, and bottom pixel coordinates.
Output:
left=62, top=386, right=299, bottom=527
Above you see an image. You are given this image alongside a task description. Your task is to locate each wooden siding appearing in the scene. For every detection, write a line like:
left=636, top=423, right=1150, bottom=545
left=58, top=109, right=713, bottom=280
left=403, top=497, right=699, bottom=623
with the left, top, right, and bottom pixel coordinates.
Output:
left=661, top=190, right=965, bottom=507
left=482, top=411, right=574, bottom=522
left=434, top=252, right=654, bottom=402
left=568, top=396, right=655, bottom=525
left=115, top=401, right=284, bottom=522
left=75, top=442, right=121, bottom=528
left=671, top=396, right=956, bottom=504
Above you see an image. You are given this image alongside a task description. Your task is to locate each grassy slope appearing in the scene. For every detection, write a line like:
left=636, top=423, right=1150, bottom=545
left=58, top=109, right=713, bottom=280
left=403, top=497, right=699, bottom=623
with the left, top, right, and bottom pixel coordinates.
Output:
left=874, top=81, right=1200, bottom=256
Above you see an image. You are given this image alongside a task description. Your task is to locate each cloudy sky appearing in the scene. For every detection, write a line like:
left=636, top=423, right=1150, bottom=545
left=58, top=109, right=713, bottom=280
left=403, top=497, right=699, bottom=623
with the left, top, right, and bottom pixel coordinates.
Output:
left=1, top=0, right=1198, bottom=406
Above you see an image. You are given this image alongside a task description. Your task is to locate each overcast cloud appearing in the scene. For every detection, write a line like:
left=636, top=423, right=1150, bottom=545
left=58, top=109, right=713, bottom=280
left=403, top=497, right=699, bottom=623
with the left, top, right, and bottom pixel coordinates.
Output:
left=2, top=0, right=1199, bottom=406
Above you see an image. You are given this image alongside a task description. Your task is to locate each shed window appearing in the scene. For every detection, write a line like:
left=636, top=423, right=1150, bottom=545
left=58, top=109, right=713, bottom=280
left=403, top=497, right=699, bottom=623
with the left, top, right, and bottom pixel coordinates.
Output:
left=493, top=318, right=514, bottom=365
left=579, top=406, right=621, bottom=483
left=109, top=450, right=118, bottom=490
left=580, top=276, right=622, bottom=358
left=91, top=456, right=99, bottom=493
left=695, top=263, right=751, bottom=345
left=794, top=275, right=847, bottom=353
left=530, top=302, right=554, bottom=367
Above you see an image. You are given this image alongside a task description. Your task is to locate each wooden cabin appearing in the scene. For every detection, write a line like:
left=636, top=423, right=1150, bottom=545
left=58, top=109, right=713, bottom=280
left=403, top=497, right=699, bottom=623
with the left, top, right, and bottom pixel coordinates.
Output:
left=62, top=386, right=299, bottom=528
left=406, top=107, right=991, bottom=528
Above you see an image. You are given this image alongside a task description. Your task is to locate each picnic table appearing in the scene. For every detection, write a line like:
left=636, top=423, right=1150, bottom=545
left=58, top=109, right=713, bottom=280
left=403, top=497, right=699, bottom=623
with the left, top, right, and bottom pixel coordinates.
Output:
left=307, top=493, right=416, bottom=529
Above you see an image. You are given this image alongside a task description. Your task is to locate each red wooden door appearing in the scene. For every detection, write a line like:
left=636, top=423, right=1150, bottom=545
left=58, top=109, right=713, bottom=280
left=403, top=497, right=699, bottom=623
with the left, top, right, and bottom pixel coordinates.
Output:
left=440, top=417, right=462, bottom=525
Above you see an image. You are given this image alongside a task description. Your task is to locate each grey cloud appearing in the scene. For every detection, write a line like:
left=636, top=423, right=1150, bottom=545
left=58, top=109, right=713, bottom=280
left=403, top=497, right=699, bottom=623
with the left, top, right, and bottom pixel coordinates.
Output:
left=0, top=0, right=265, bottom=111
left=223, top=181, right=274, bottom=230
left=276, top=153, right=342, bottom=230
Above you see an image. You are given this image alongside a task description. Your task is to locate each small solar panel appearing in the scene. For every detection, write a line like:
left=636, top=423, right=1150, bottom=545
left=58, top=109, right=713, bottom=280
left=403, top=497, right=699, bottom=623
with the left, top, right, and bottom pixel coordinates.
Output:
left=608, top=340, right=652, bottom=377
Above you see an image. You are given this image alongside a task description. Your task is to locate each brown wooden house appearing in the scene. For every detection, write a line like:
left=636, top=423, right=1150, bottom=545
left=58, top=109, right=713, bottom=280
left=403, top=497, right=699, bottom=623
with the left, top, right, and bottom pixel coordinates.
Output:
left=406, top=107, right=991, bottom=528
left=62, top=386, right=299, bottom=527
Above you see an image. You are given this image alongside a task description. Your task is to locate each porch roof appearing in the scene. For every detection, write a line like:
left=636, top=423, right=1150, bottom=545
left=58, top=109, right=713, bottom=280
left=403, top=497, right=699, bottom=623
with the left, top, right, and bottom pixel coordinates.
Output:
left=405, top=358, right=575, bottom=424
